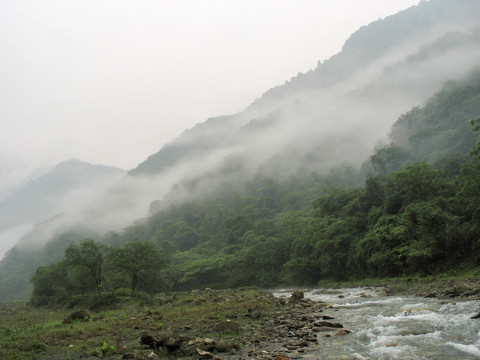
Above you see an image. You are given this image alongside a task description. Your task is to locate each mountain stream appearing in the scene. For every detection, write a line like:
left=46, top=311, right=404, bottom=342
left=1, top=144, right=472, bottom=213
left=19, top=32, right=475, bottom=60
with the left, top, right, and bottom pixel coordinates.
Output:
left=275, top=288, right=480, bottom=359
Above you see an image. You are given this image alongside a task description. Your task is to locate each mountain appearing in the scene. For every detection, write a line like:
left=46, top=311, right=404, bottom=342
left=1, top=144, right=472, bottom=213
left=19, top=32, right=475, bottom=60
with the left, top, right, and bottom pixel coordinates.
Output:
left=128, top=0, right=480, bottom=191
left=2, top=0, right=480, bottom=300
left=21, top=78, right=480, bottom=299
left=0, top=159, right=126, bottom=258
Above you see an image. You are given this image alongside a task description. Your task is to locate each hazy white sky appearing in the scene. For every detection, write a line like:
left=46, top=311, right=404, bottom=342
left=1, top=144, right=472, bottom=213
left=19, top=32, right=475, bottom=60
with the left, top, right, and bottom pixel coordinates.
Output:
left=0, top=0, right=419, bottom=192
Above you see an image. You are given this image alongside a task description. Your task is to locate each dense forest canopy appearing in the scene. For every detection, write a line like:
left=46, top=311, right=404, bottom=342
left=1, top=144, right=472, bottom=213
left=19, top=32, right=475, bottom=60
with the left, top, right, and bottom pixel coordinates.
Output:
left=14, top=78, right=480, bottom=304
left=1, top=0, right=480, bottom=302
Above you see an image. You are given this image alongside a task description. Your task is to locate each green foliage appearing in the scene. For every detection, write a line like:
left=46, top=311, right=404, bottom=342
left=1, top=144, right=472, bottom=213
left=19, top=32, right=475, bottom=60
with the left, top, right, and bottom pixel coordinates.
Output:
left=30, top=240, right=165, bottom=306
left=470, top=118, right=480, bottom=158
left=28, top=340, right=46, bottom=352
left=95, top=341, right=116, bottom=358
left=9, top=79, right=480, bottom=302
left=65, top=239, right=105, bottom=292
left=370, top=145, right=413, bottom=174
left=107, top=241, right=165, bottom=292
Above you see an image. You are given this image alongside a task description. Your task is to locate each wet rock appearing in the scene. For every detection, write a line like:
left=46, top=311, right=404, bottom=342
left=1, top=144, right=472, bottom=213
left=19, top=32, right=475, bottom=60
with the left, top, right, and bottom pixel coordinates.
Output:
left=140, top=334, right=157, bottom=349
left=333, top=329, right=351, bottom=336
left=321, top=315, right=335, bottom=320
left=471, top=312, right=480, bottom=319
left=313, top=326, right=343, bottom=332
left=288, top=291, right=304, bottom=304
left=439, top=288, right=461, bottom=299
left=248, top=305, right=261, bottom=319
left=196, top=349, right=214, bottom=358
left=213, top=320, right=241, bottom=333
left=164, top=335, right=182, bottom=352
left=141, top=332, right=182, bottom=352
left=313, top=320, right=343, bottom=328
left=215, top=339, right=238, bottom=353
left=462, top=288, right=480, bottom=297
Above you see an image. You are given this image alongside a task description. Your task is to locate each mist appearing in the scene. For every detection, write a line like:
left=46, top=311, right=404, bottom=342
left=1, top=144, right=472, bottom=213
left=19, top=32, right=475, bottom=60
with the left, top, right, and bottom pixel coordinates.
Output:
left=3, top=0, right=480, bottom=260
left=29, top=19, right=479, bottom=249
left=0, top=0, right=421, bottom=197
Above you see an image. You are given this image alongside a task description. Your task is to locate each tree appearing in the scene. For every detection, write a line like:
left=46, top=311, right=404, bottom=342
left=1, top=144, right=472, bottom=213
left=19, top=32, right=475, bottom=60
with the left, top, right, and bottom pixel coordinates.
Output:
left=65, top=239, right=105, bottom=292
left=29, top=260, right=71, bottom=306
left=109, top=241, right=164, bottom=292
left=370, top=145, right=412, bottom=174
left=470, top=118, right=480, bottom=159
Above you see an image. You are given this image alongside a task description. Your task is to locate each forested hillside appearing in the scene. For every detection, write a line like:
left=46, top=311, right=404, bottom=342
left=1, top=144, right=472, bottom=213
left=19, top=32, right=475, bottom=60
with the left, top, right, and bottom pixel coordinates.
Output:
left=2, top=0, right=480, bottom=301
left=20, top=79, right=480, bottom=303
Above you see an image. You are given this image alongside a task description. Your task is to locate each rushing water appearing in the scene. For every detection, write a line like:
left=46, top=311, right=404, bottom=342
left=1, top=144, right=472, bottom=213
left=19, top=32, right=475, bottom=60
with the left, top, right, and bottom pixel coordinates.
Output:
left=275, top=288, right=480, bottom=359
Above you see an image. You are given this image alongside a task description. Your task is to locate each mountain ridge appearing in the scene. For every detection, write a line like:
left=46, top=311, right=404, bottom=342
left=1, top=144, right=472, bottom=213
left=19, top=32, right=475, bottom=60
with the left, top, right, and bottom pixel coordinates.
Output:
left=1, top=0, right=480, bottom=299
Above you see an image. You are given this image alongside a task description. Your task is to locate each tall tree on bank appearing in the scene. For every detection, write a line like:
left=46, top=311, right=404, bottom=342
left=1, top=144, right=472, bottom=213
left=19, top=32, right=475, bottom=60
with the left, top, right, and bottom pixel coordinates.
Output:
left=65, top=239, right=105, bottom=292
left=108, top=241, right=164, bottom=292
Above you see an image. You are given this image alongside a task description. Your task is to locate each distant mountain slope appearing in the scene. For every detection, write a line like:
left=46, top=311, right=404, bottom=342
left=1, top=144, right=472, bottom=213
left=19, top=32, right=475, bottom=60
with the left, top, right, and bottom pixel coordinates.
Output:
left=0, top=159, right=126, bottom=258
left=129, top=0, right=480, bottom=186
left=0, top=159, right=126, bottom=229
left=2, top=0, right=480, bottom=300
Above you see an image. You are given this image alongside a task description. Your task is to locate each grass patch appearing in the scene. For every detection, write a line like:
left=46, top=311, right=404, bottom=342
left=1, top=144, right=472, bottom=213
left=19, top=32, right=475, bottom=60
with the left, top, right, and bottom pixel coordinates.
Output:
left=0, top=287, right=281, bottom=359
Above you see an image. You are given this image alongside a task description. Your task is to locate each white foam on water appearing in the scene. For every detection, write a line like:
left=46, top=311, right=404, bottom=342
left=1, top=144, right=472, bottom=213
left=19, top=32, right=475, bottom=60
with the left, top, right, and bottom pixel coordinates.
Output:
left=446, top=342, right=480, bottom=357
left=367, top=343, right=418, bottom=359
left=274, top=288, right=480, bottom=359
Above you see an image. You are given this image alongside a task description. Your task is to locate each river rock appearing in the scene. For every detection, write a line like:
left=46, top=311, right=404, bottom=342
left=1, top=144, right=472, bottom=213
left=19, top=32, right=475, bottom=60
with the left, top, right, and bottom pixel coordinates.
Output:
left=141, top=332, right=182, bottom=352
left=164, top=335, right=182, bottom=352
left=471, top=312, right=480, bottom=319
left=248, top=305, right=261, bottom=319
left=215, top=339, right=239, bottom=353
left=196, top=349, right=213, bottom=358
left=213, top=320, right=241, bottom=333
left=313, top=320, right=343, bottom=328
left=313, top=326, right=343, bottom=332
left=288, top=290, right=305, bottom=304
left=333, top=329, right=351, bottom=336
left=140, top=334, right=157, bottom=349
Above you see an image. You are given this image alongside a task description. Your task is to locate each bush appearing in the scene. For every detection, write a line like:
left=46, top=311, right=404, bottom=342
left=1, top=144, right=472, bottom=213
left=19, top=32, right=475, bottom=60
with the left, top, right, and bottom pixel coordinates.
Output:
left=113, top=287, right=133, bottom=297
left=67, top=293, right=118, bottom=311
left=29, top=340, right=46, bottom=352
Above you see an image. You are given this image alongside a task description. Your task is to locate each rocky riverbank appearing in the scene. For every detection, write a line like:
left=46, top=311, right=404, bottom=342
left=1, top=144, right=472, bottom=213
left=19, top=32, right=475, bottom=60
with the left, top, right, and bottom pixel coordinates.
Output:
left=0, top=288, right=351, bottom=360
left=135, top=289, right=351, bottom=360
left=4, top=280, right=480, bottom=360
left=383, top=277, right=480, bottom=300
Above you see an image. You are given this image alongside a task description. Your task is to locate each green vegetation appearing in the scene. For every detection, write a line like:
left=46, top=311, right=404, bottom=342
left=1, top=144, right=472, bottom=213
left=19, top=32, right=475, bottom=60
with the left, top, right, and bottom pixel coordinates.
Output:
left=0, top=288, right=281, bottom=360
left=1, top=79, right=480, bottom=301
left=29, top=240, right=165, bottom=306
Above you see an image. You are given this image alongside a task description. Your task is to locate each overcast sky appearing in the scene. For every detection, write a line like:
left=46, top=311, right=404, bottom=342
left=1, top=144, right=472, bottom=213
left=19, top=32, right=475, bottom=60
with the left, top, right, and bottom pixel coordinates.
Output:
left=0, top=0, right=419, bottom=193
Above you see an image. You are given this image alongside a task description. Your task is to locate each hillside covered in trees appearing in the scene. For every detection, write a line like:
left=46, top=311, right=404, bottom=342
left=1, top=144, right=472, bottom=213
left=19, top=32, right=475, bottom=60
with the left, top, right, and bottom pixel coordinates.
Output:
left=19, top=79, right=480, bottom=304
left=1, top=0, right=480, bottom=302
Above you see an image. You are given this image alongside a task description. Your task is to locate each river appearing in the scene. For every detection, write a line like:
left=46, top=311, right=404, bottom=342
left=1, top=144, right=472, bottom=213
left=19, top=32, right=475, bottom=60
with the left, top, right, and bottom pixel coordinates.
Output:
left=275, top=288, right=480, bottom=359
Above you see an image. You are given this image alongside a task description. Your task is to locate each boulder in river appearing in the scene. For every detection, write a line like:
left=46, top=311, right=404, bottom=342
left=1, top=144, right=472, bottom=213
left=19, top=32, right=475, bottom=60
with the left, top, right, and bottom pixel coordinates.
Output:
left=471, top=312, right=480, bottom=319
left=313, top=320, right=343, bottom=328
left=288, top=290, right=304, bottom=304
left=334, top=329, right=351, bottom=336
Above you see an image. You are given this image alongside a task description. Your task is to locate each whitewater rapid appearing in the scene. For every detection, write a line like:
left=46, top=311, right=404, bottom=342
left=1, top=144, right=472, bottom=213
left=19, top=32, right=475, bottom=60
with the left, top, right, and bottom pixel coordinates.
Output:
left=275, top=288, right=480, bottom=359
